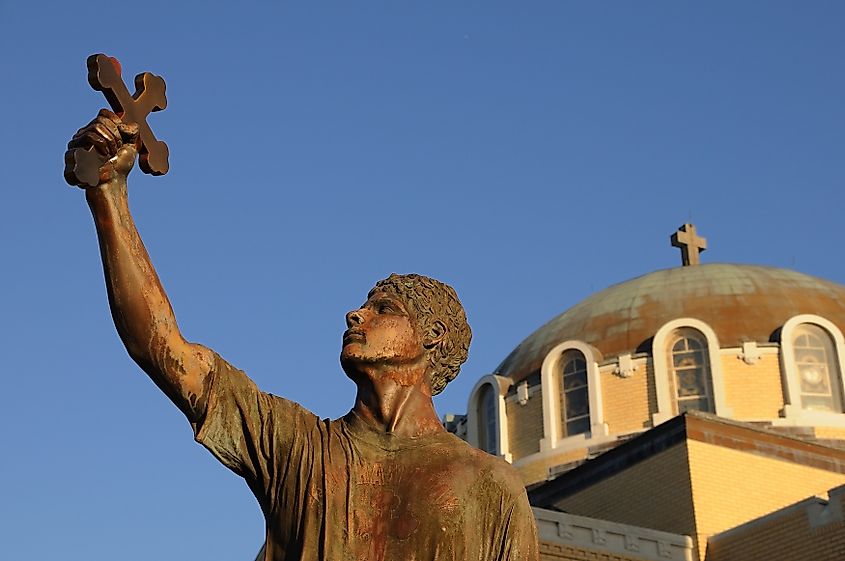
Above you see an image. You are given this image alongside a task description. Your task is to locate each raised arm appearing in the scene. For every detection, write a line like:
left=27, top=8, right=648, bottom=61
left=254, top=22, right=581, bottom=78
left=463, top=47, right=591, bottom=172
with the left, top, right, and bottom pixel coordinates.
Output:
left=68, top=110, right=213, bottom=422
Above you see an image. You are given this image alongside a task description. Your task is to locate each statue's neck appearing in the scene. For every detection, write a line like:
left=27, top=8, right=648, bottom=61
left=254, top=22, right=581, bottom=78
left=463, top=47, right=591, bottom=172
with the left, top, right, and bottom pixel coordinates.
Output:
left=351, top=373, right=444, bottom=439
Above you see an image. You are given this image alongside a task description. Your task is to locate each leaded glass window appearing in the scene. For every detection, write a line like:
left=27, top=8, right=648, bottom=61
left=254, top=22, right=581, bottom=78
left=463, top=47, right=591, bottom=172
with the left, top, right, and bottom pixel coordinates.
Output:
left=478, top=385, right=498, bottom=454
left=561, top=350, right=590, bottom=436
left=670, top=329, right=714, bottom=414
left=793, top=324, right=843, bottom=413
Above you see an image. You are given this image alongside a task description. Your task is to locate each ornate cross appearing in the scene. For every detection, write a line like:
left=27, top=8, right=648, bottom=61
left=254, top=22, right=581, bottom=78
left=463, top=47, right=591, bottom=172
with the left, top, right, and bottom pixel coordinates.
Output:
left=671, top=223, right=707, bottom=266
left=65, top=54, right=169, bottom=187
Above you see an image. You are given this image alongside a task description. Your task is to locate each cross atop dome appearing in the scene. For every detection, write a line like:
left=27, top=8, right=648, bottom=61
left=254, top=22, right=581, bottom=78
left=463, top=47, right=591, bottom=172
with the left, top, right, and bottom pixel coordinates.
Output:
left=671, top=223, right=707, bottom=266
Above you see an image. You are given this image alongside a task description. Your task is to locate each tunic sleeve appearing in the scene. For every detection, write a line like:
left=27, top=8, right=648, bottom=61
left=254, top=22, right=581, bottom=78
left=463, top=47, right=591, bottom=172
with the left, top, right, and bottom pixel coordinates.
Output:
left=499, top=491, right=540, bottom=561
left=192, top=352, right=319, bottom=510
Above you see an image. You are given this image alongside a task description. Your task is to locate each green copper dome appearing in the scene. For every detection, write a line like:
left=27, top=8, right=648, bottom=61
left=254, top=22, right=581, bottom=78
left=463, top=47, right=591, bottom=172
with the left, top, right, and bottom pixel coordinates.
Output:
left=497, top=264, right=845, bottom=383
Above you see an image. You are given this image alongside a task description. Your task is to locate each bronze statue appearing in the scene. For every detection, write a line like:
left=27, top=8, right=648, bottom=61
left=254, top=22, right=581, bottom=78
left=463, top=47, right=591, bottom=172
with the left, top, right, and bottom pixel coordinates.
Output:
left=67, top=101, right=539, bottom=558
left=65, top=55, right=168, bottom=188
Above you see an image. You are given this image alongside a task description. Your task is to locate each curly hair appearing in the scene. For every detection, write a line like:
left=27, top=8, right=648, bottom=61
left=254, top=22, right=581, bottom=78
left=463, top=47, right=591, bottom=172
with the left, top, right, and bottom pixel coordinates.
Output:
left=371, top=273, right=472, bottom=395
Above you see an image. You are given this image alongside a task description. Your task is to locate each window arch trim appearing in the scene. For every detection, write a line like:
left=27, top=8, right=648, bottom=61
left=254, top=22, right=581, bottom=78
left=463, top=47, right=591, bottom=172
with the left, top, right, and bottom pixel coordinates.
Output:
left=779, top=314, right=845, bottom=425
left=540, top=340, right=608, bottom=452
left=466, top=375, right=513, bottom=462
left=652, top=318, right=731, bottom=425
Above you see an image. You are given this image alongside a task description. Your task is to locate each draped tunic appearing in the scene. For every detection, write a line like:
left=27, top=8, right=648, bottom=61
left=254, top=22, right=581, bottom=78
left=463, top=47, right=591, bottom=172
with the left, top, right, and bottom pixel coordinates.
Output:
left=193, top=353, right=539, bottom=561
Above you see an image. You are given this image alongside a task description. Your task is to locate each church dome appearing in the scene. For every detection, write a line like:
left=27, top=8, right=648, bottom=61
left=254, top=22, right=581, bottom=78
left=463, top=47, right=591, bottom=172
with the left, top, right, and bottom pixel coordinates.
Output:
left=497, top=264, right=845, bottom=384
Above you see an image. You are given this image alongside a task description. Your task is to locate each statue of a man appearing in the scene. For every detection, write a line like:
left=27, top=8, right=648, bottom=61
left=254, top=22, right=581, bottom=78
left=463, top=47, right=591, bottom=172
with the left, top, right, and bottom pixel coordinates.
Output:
left=67, top=110, right=539, bottom=560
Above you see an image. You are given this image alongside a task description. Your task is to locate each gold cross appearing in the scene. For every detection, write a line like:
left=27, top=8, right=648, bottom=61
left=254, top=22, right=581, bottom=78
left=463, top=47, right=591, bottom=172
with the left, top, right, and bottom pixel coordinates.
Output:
left=671, top=223, right=707, bottom=266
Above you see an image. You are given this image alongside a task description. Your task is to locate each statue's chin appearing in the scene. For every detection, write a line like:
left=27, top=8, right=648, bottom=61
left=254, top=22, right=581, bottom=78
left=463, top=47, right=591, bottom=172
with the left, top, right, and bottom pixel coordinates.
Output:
left=340, top=344, right=383, bottom=369
left=340, top=353, right=368, bottom=381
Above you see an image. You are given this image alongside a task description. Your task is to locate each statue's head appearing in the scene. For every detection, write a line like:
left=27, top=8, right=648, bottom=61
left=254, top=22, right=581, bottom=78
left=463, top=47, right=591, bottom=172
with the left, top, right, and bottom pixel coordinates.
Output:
left=341, top=273, right=472, bottom=395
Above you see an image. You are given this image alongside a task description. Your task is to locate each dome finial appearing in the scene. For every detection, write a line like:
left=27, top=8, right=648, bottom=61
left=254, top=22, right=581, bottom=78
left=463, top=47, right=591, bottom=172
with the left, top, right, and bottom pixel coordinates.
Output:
left=671, top=223, right=707, bottom=266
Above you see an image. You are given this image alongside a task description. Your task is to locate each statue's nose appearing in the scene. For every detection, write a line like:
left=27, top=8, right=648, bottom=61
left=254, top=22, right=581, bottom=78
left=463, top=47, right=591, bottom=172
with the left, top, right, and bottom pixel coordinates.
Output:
left=346, top=309, right=364, bottom=327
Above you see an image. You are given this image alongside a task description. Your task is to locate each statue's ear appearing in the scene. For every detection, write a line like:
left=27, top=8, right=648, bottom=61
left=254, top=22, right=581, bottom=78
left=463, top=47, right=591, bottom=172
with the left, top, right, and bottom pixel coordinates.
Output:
left=424, top=320, right=447, bottom=349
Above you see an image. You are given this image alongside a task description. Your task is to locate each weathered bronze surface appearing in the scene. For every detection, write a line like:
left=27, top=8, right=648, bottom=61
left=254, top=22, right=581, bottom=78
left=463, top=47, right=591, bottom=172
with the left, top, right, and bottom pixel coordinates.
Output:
left=65, top=81, right=538, bottom=558
left=65, top=54, right=169, bottom=187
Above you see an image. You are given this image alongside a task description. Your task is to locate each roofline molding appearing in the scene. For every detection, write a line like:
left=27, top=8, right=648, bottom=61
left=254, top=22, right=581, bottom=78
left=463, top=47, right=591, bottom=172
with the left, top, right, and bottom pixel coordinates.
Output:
left=528, top=411, right=845, bottom=508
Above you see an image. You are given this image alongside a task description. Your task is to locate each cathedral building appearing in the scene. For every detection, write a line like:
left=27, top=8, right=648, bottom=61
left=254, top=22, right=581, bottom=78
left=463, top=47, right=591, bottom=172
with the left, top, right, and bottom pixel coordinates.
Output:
left=451, top=224, right=845, bottom=560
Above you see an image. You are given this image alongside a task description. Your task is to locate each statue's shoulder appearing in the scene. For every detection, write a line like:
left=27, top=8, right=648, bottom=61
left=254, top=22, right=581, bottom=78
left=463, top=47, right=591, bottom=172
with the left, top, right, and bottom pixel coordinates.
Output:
left=209, top=353, right=320, bottom=423
left=439, top=433, right=525, bottom=494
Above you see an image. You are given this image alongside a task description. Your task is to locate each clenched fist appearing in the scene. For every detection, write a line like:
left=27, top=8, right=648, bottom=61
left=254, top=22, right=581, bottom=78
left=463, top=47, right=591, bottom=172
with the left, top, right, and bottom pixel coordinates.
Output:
left=65, top=109, right=140, bottom=188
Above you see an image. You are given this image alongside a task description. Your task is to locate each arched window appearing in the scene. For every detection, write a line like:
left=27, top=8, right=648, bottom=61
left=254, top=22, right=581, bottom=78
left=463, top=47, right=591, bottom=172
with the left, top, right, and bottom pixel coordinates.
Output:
left=467, top=375, right=512, bottom=460
left=653, top=319, right=729, bottom=425
left=540, top=341, right=607, bottom=452
left=477, top=384, right=498, bottom=455
left=561, top=349, right=590, bottom=436
left=669, top=328, right=714, bottom=414
left=792, top=323, right=843, bottom=413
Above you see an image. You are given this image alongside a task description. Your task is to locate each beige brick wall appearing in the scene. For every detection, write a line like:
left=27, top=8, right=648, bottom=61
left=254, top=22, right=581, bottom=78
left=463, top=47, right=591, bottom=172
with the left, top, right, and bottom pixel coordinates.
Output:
left=602, top=360, right=656, bottom=434
left=719, top=354, right=784, bottom=420
left=554, top=443, right=697, bottom=542
left=687, top=440, right=845, bottom=561
left=705, top=490, right=845, bottom=561
left=507, top=390, right=544, bottom=461
left=550, top=439, right=845, bottom=561
left=813, top=426, right=845, bottom=441
left=515, top=447, right=589, bottom=486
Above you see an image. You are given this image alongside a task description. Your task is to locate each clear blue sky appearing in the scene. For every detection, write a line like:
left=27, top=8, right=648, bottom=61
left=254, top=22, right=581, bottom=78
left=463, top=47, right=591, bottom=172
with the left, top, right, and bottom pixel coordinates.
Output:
left=1, top=1, right=843, bottom=559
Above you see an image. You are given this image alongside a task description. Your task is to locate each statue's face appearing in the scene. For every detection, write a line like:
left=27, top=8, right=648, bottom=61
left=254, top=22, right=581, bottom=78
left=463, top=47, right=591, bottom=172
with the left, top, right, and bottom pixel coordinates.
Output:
left=340, top=290, right=427, bottom=382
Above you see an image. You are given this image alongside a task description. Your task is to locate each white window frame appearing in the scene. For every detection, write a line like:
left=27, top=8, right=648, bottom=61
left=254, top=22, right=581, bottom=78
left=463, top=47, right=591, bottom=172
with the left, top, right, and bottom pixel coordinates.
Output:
left=778, top=314, right=845, bottom=427
left=467, top=375, right=513, bottom=462
left=539, top=341, right=608, bottom=452
left=652, top=318, right=731, bottom=425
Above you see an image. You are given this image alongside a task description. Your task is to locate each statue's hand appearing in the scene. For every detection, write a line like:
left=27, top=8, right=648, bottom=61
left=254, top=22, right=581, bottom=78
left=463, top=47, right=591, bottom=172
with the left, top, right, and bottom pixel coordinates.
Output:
left=66, top=109, right=139, bottom=187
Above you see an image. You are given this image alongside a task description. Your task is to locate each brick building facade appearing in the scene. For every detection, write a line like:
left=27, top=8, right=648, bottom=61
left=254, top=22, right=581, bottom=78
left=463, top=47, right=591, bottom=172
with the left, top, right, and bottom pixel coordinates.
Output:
left=451, top=228, right=845, bottom=560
